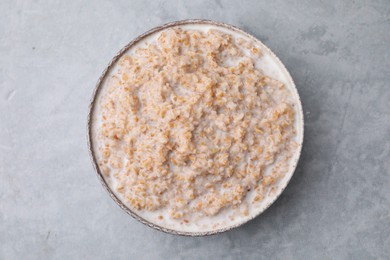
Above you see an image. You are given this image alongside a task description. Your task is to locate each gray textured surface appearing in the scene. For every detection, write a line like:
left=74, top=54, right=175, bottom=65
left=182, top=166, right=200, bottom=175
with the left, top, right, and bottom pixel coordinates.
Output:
left=0, top=0, right=389, bottom=259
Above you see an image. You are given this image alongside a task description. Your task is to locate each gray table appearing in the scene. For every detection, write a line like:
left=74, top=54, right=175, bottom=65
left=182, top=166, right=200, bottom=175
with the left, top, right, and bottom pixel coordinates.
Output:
left=1, top=0, right=389, bottom=259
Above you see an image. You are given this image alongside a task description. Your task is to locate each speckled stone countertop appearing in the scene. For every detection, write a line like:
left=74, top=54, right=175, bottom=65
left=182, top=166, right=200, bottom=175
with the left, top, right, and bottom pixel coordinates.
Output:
left=0, top=1, right=389, bottom=259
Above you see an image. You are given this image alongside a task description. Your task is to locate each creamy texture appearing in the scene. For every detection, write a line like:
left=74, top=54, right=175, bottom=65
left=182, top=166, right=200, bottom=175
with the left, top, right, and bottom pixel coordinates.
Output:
left=91, top=24, right=303, bottom=233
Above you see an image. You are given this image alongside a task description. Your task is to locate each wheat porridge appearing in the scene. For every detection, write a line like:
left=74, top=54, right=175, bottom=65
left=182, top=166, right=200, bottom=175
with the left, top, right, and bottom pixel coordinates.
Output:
left=92, top=25, right=301, bottom=232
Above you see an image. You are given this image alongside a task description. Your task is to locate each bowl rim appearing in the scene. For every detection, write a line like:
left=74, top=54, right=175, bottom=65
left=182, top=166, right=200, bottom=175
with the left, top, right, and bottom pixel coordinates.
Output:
left=87, top=19, right=304, bottom=237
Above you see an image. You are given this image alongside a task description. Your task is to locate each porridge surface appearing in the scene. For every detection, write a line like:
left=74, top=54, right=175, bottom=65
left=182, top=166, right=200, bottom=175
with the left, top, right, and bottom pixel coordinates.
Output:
left=94, top=27, right=299, bottom=230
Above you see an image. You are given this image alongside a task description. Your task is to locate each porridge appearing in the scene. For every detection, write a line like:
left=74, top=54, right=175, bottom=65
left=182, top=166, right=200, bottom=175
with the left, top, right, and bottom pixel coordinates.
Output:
left=92, top=26, right=300, bottom=232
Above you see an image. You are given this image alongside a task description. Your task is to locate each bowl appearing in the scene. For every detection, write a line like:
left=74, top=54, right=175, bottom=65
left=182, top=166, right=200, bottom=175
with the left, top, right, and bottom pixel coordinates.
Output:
left=87, top=19, right=304, bottom=236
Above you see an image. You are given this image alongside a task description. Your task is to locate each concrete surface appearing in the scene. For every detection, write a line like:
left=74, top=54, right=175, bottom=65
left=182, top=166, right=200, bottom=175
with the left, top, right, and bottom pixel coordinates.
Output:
left=0, top=0, right=389, bottom=259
